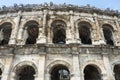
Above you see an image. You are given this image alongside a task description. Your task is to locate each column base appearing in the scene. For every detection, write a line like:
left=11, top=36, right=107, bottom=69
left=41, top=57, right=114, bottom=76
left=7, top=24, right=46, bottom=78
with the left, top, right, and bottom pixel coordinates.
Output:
left=66, top=39, right=74, bottom=44
left=16, top=39, right=24, bottom=45
left=115, top=41, right=120, bottom=46
left=99, top=39, right=106, bottom=45
left=66, top=38, right=81, bottom=44
left=9, top=38, right=16, bottom=45
left=71, top=76, right=81, bottom=80
left=36, top=37, right=46, bottom=44
left=93, top=39, right=106, bottom=45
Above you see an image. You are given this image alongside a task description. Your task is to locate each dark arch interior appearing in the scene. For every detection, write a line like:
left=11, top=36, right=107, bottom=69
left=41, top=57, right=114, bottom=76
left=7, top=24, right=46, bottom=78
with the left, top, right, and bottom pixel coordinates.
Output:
left=114, top=64, right=120, bottom=80
left=0, top=68, right=2, bottom=80
left=102, top=24, right=114, bottom=46
left=78, top=22, right=92, bottom=44
left=25, top=21, right=39, bottom=44
left=51, top=65, right=70, bottom=80
left=84, top=65, right=102, bottom=80
left=16, top=65, right=35, bottom=80
left=0, top=22, right=12, bottom=45
left=51, top=20, right=66, bottom=44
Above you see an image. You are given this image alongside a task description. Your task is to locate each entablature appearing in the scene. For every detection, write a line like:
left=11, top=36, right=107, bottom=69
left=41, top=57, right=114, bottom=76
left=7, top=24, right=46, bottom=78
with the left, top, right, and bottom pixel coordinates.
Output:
left=0, top=44, right=119, bottom=55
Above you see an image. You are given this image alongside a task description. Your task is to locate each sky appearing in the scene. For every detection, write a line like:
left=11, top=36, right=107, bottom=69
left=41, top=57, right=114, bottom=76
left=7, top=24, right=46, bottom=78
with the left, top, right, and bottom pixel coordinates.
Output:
left=0, top=0, right=120, bottom=11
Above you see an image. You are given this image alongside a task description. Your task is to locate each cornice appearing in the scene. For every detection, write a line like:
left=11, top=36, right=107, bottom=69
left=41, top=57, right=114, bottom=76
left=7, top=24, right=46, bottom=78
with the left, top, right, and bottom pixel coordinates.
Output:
left=0, top=2, right=119, bottom=17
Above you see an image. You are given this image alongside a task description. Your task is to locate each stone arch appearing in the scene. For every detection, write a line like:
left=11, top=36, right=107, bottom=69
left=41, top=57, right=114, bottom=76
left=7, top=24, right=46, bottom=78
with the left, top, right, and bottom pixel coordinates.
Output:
left=102, top=24, right=114, bottom=45
left=49, top=18, right=68, bottom=28
left=82, top=62, right=105, bottom=75
left=22, top=18, right=41, bottom=28
left=100, top=21, right=116, bottom=31
left=0, top=63, right=4, bottom=72
left=75, top=18, right=94, bottom=29
left=83, top=64, right=102, bottom=80
left=112, top=61, right=120, bottom=80
left=112, top=60, right=120, bottom=70
left=113, top=64, right=120, bottom=80
left=22, top=20, right=39, bottom=44
left=0, top=22, right=12, bottom=45
left=0, top=19, right=15, bottom=29
left=0, top=63, right=4, bottom=80
left=46, top=60, right=71, bottom=80
left=12, top=61, right=38, bottom=77
left=77, top=20, right=93, bottom=44
left=46, top=60, right=71, bottom=74
left=50, top=64, right=70, bottom=80
left=51, top=20, right=67, bottom=44
left=102, top=24, right=114, bottom=32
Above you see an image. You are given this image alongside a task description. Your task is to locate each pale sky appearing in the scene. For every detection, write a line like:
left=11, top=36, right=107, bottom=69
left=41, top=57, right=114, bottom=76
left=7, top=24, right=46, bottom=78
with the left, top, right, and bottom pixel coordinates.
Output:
left=0, top=0, right=120, bottom=11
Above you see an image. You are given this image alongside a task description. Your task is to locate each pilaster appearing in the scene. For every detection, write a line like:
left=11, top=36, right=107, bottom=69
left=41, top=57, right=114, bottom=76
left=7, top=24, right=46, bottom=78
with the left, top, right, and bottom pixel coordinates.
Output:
left=103, top=54, right=115, bottom=80
left=71, top=46, right=81, bottom=80
left=66, top=10, right=76, bottom=44
left=37, top=10, right=47, bottom=44
left=47, top=26, right=52, bottom=44
left=17, top=26, right=23, bottom=45
left=92, top=13, right=105, bottom=45
left=114, top=17, right=120, bottom=46
left=1, top=54, right=13, bottom=80
left=9, top=11, right=21, bottom=45
left=37, top=53, right=46, bottom=80
left=75, top=27, right=81, bottom=44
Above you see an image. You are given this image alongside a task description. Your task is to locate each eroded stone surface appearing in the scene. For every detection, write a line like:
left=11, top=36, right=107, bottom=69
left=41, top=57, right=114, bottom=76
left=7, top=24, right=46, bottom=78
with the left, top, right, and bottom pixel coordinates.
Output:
left=0, top=3, right=119, bottom=80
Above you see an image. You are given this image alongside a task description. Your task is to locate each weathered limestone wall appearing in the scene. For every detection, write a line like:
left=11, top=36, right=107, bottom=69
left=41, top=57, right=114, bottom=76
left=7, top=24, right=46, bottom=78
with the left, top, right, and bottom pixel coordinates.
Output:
left=0, top=7, right=119, bottom=80
left=0, top=45, right=118, bottom=80
left=0, top=9, right=120, bottom=45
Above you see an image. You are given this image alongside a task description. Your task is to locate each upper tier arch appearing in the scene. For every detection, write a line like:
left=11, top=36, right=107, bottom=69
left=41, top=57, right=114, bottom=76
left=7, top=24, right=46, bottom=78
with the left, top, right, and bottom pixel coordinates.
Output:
left=21, top=19, right=41, bottom=29
left=100, top=21, right=117, bottom=31
left=0, top=19, right=15, bottom=29
left=75, top=18, right=94, bottom=29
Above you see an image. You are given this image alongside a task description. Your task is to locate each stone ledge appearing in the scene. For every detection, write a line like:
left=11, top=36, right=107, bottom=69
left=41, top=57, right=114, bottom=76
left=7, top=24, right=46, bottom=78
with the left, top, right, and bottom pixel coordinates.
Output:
left=0, top=44, right=119, bottom=55
left=0, top=3, right=119, bottom=17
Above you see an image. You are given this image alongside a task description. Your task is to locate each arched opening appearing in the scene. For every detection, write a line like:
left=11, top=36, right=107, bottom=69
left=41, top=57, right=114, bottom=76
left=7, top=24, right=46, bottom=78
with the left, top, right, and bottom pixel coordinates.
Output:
left=51, top=20, right=66, bottom=44
left=50, top=65, right=70, bottom=80
left=102, top=24, right=114, bottom=46
left=78, top=21, right=92, bottom=44
left=15, top=65, right=36, bottom=80
left=24, top=20, right=39, bottom=44
left=84, top=65, right=102, bottom=80
left=0, top=68, right=2, bottom=80
left=0, top=22, right=12, bottom=45
left=114, top=64, right=120, bottom=80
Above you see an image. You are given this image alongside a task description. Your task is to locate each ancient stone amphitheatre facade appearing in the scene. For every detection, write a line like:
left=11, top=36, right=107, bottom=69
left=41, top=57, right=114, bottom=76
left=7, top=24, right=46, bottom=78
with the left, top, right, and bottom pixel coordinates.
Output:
left=0, top=2, right=120, bottom=80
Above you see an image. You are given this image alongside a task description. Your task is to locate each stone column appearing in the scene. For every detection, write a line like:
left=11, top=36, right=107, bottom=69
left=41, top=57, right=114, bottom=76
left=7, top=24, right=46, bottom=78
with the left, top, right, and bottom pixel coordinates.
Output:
left=114, top=17, right=120, bottom=46
left=66, top=10, right=76, bottom=44
left=22, top=27, right=28, bottom=45
left=75, top=27, right=81, bottom=44
left=17, top=26, right=23, bottom=45
left=9, top=11, right=21, bottom=45
left=74, top=16, right=81, bottom=44
left=37, top=53, right=46, bottom=80
left=66, top=26, right=72, bottom=44
left=47, top=26, right=52, bottom=44
left=17, top=26, right=28, bottom=45
left=71, top=47, right=81, bottom=80
left=100, top=27, right=106, bottom=45
left=103, top=54, right=115, bottom=80
left=37, top=10, right=47, bottom=44
left=92, top=13, right=105, bottom=45
left=1, top=54, right=13, bottom=80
